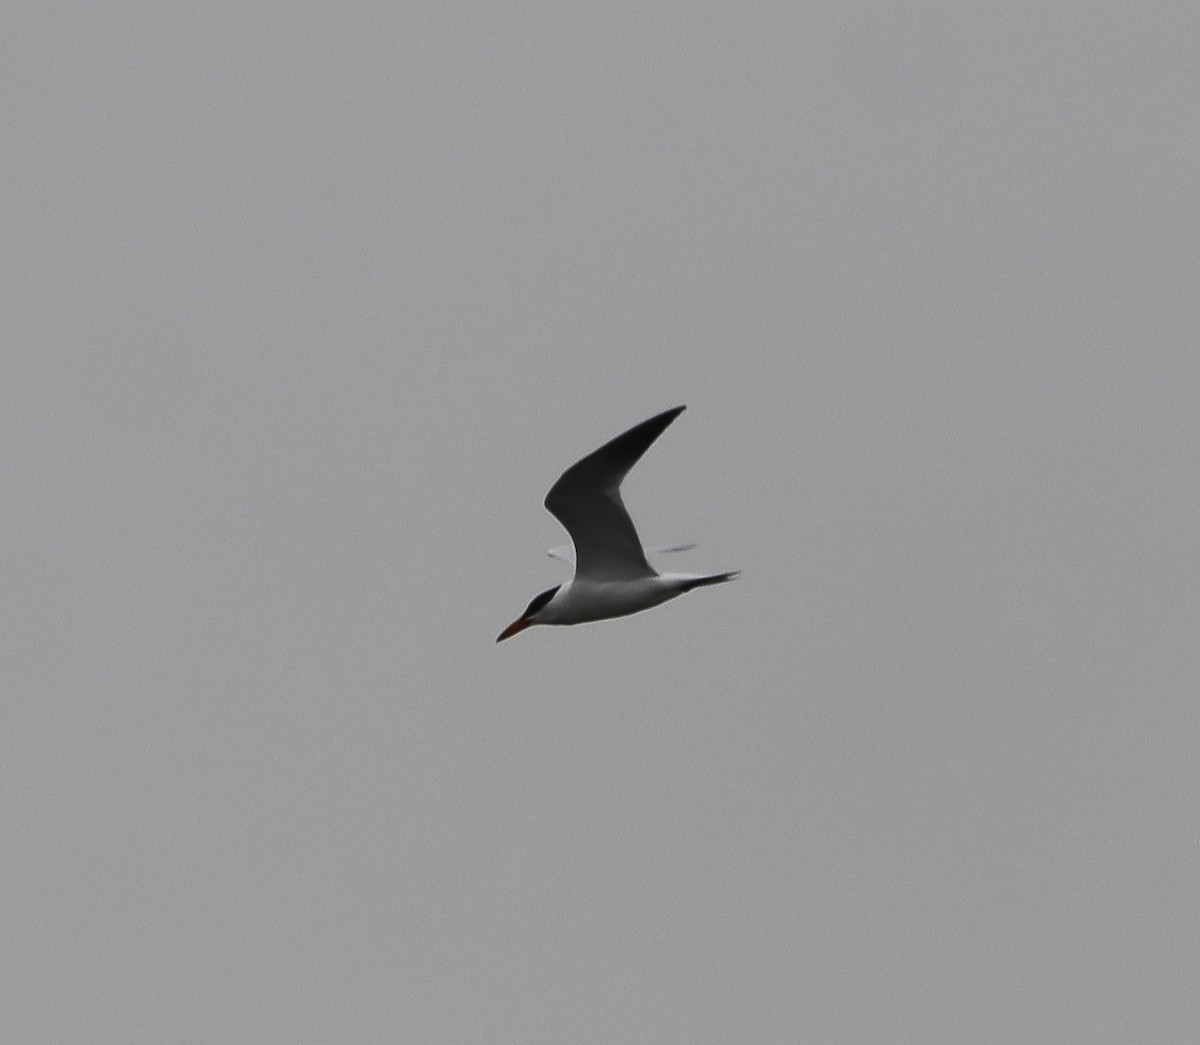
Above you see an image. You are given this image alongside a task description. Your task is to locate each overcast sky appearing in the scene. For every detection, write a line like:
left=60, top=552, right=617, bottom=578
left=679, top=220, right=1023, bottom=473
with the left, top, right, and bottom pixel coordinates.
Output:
left=4, top=2, right=1198, bottom=1041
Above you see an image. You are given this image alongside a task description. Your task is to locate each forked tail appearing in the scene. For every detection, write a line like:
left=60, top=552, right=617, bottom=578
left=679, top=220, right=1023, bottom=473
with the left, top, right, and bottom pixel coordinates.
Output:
left=678, top=571, right=740, bottom=592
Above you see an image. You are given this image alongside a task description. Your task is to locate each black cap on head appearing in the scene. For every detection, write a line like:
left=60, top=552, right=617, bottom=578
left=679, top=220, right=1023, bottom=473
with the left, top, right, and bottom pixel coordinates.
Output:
left=522, top=585, right=560, bottom=620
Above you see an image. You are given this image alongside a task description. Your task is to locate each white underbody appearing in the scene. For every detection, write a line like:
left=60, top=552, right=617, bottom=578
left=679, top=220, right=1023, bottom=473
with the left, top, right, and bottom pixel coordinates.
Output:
left=536, top=573, right=705, bottom=626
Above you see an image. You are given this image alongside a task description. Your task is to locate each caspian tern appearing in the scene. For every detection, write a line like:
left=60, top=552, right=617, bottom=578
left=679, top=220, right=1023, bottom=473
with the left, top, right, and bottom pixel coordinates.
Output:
left=497, top=405, right=738, bottom=642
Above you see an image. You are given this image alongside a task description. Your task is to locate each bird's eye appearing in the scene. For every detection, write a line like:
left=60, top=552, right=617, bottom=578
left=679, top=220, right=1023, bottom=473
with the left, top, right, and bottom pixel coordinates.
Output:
left=523, top=585, right=560, bottom=617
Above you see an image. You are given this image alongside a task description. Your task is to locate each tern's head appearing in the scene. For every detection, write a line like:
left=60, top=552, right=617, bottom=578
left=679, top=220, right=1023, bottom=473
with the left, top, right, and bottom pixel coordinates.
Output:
left=496, top=585, right=560, bottom=642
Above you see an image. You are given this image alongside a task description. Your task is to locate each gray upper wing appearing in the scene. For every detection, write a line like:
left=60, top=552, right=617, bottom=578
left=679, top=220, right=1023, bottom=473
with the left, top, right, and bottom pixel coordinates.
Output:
left=543, top=405, right=686, bottom=581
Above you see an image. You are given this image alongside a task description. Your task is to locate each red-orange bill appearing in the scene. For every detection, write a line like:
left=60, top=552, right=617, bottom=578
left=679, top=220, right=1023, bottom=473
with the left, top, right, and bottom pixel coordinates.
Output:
left=496, top=617, right=532, bottom=642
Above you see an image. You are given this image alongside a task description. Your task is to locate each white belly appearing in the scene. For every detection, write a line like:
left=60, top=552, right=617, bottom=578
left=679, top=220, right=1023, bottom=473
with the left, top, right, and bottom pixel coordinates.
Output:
left=541, top=576, right=686, bottom=625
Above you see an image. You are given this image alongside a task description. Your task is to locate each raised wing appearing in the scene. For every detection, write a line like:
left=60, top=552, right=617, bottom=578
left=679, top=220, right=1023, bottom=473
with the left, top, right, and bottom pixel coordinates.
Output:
left=544, top=405, right=686, bottom=581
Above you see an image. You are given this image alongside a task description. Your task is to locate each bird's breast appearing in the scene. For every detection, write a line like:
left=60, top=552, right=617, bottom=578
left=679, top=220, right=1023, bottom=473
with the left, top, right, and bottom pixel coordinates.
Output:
left=542, top=576, right=684, bottom=625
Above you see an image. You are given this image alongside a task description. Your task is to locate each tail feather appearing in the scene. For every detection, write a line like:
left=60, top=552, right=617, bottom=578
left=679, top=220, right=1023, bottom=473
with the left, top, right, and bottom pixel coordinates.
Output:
left=678, top=571, right=740, bottom=592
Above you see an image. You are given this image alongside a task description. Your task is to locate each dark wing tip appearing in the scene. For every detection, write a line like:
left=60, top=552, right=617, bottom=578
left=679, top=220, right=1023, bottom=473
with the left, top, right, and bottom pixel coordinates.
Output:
left=599, top=404, right=687, bottom=463
left=545, top=404, right=690, bottom=507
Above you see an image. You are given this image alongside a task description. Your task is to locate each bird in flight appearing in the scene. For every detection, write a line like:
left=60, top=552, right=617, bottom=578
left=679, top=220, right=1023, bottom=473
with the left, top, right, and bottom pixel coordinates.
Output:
left=497, top=405, right=738, bottom=642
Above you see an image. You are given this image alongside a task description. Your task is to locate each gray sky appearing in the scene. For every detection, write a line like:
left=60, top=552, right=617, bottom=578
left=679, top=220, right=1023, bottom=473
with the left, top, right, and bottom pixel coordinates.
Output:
left=4, top=2, right=1198, bottom=1041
